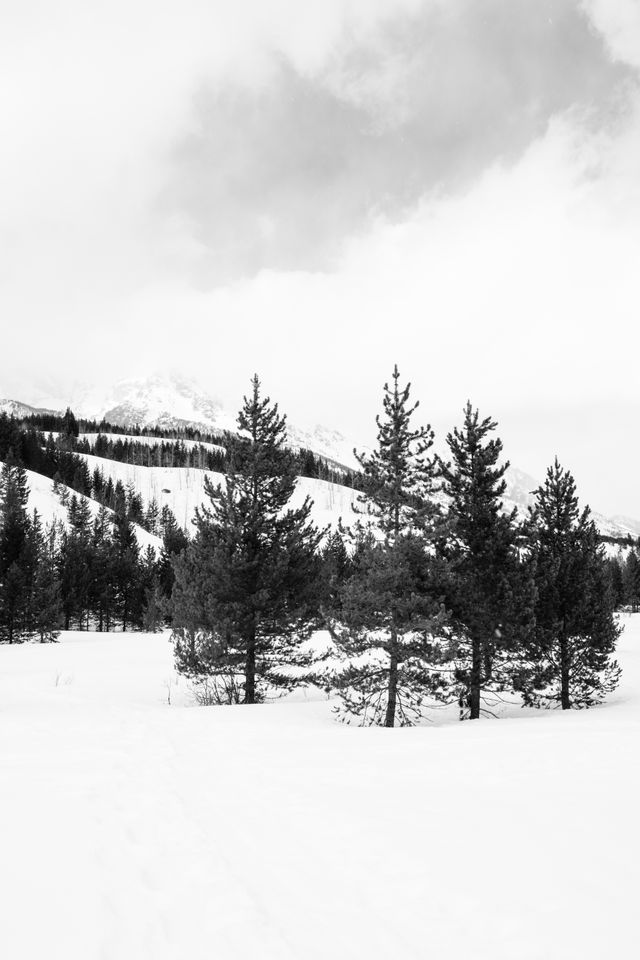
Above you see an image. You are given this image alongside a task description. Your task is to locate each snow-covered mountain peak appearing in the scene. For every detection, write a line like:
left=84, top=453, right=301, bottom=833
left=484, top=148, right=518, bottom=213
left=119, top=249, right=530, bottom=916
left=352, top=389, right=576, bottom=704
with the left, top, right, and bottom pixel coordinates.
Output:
left=93, top=373, right=234, bottom=434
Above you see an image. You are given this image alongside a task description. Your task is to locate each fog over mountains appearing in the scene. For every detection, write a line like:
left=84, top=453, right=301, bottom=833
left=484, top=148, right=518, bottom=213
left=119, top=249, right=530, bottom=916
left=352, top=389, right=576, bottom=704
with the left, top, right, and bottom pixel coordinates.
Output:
left=2, top=372, right=639, bottom=541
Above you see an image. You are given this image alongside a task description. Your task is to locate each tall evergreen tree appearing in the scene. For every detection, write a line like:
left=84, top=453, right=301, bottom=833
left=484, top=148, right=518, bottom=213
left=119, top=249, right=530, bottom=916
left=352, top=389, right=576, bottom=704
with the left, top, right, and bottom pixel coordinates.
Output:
left=607, top=555, right=625, bottom=611
left=29, top=518, right=62, bottom=642
left=438, top=403, right=535, bottom=719
left=172, top=375, right=322, bottom=704
left=111, top=510, right=140, bottom=631
left=623, top=550, right=640, bottom=612
left=522, top=460, right=621, bottom=709
left=58, top=495, right=93, bottom=629
left=0, top=457, right=32, bottom=643
left=90, top=506, right=117, bottom=631
left=157, top=507, right=188, bottom=603
left=329, top=366, right=448, bottom=727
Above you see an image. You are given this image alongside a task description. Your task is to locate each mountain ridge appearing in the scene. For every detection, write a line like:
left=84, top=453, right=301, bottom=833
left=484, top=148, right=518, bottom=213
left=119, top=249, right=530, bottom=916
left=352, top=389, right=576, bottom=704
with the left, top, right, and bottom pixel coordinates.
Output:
left=2, top=374, right=638, bottom=542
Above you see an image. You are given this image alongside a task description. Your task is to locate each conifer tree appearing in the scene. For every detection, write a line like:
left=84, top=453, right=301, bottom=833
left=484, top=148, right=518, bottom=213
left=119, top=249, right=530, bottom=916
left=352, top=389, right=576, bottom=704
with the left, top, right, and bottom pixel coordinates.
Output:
left=607, top=555, right=625, bottom=610
left=320, top=530, right=351, bottom=618
left=111, top=510, right=140, bottom=631
left=90, top=506, right=116, bottom=631
left=623, top=550, right=640, bottom=612
left=157, top=508, right=188, bottom=602
left=58, top=407, right=79, bottom=452
left=0, top=457, right=32, bottom=643
left=329, top=366, right=448, bottom=727
left=522, top=460, right=621, bottom=709
left=143, top=581, right=165, bottom=633
left=172, top=375, right=322, bottom=704
left=59, top=495, right=93, bottom=629
left=30, top=520, right=62, bottom=642
left=438, top=403, right=534, bottom=719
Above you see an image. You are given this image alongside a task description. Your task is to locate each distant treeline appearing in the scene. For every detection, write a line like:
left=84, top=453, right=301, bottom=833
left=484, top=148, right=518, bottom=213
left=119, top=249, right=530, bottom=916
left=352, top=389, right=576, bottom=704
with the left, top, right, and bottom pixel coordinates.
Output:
left=15, top=410, right=362, bottom=488
left=0, top=456, right=188, bottom=641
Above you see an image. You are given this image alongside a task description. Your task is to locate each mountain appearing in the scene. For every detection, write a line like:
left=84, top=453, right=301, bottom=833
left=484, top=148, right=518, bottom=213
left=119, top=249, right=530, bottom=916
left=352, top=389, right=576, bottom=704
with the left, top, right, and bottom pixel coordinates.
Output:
left=4, top=373, right=639, bottom=539
left=0, top=398, right=58, bottom=419
left=503, top=466, right=636, bottom=543
left=16, top=372, right=363, bottom=471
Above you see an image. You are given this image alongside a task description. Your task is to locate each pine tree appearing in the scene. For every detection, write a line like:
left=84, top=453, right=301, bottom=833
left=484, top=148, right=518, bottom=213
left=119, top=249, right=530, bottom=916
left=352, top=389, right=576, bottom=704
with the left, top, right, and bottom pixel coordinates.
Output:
left=90, top=506, right=117, bottom=631
left=607, top=555, right=625, bottom=610
left=58, top=495, right=93, bottom=629
left=157, top=507, right=188, bottom=602
left=111, top=510, right=140, bottom=631
left=58, top=407, right=79, bottom=452
left=0, top=457, right=32, bottom=643
left=328, top=367, right=448, bottom=727
left=320, top=530, right=351, bottom=617
left=623, top=550, right=640, bottom=612
left=143, top=581, right=166, bottom=633
left=30, top=520, right=62, bottom=642
left=438, top=403, right=535, bottom=720
left=523, top=460, right=621, bottom=709
left=61, top=407, right=79, bottom=439
left=172, top=375, right=323, bottom=704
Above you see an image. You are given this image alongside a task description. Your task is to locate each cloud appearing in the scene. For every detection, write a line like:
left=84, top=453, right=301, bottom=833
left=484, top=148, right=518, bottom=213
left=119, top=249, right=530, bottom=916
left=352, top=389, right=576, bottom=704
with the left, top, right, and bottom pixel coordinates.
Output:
left=162, top=0, right=632, bottom=280
left=581, top=0, right=640, bottom=68
left=2, top=1, right=640, bottom=515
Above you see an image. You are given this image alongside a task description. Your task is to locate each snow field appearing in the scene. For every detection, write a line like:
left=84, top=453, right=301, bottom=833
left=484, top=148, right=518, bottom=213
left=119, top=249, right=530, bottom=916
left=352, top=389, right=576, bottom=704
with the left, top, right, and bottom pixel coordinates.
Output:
left=1, top=619, right=639, bottom=959
left=77, top=452, right=361, bottom=533
left=0, top=461, right=162, bottom=554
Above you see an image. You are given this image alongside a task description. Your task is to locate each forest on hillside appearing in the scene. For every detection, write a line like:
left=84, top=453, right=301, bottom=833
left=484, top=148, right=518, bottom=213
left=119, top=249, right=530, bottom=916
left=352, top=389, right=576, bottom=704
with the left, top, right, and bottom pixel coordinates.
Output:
left=0, top=371, right=634, bottom=725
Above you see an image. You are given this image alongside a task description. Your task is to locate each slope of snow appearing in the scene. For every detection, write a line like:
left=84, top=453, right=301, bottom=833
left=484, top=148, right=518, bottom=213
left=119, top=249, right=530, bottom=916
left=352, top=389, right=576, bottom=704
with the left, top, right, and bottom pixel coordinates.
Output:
left=0, top=618, right=638, bottom=959
left=286, top=422, right=363, bottom=472
left=6, top=371, right=640, bottom=534
left=24, top=373, right=363, bottom=470
left=0, top=462, right=162, bottom=555
left=78, top=453, right=361, bottom=533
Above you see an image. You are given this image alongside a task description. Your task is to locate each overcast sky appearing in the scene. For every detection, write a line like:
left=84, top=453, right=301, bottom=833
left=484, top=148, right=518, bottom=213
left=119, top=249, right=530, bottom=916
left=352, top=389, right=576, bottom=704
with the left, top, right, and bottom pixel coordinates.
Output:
left=2, top=0, right=640, bottom=515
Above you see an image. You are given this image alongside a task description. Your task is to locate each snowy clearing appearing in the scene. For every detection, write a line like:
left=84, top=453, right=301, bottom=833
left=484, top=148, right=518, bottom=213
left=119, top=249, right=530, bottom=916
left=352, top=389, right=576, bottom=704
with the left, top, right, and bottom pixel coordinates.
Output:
left=1, top=619, right=639, bottom=959
left=0, top=460, right=162, bottom=554
left=77, top=452, right=360, bottom=533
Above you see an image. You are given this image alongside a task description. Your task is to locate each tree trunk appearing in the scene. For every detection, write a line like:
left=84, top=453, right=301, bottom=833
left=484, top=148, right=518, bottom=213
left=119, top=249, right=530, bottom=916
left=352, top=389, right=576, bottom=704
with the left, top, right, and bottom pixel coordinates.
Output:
left=385, top=641, right=398, bottom=727
left=560, top=632, right=571, bottom=710
left=244, top=622, right=256, bottom=704
left=469, top=635, right=482, bottom=720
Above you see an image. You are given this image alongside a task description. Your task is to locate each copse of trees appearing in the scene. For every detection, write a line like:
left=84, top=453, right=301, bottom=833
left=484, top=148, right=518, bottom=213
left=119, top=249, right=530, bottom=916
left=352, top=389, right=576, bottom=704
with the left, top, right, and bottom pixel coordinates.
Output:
left=167, top=368, right=624, bottom=725
left=0, top=468, right=187, bottom=641
left=0, top=457, right=61, bottom=643
left=1, top=372, right=629, bottom=727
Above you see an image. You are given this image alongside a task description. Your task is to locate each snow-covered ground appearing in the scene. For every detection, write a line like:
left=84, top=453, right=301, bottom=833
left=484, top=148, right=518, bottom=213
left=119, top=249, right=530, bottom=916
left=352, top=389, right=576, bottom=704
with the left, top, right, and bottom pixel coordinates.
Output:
left=0, top=461, right=162, bottom=554
left=78, top=452, right=361, bottom=533
left=1, top=619, right=638, bottom=959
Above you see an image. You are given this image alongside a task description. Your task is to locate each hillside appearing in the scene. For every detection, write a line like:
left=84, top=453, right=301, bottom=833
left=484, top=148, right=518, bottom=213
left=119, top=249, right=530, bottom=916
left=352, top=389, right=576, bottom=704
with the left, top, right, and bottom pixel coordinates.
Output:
left=1, top=617, right=638, bottom=959
left=7, top=372, right=363, bottom=471
left=0, top=461, right=162, bottom=554
left=77, top=452, right=360, bottom=533
left=3, top=376, right=639, bottom=539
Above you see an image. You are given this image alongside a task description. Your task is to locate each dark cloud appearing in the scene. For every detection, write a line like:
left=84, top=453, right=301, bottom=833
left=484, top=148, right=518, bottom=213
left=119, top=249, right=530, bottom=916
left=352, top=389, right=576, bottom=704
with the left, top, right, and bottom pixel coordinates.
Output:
left=161, top=0, right=633, bottom=281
